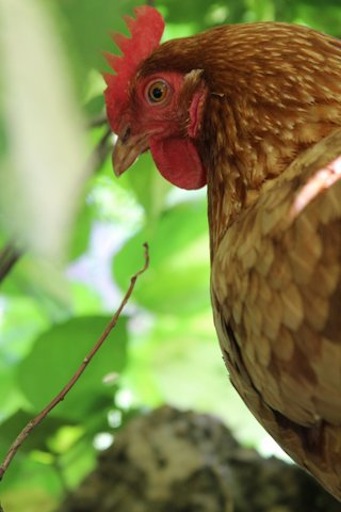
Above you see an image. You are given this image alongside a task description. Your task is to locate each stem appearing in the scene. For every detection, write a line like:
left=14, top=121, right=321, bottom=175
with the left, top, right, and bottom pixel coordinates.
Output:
left=0, top=243, right=149, bottom=481
left=0, top=243, right=21, bottom=285
left=91, top=126, right=112, bottom=172
left=88, top=114, right=108, bottom=129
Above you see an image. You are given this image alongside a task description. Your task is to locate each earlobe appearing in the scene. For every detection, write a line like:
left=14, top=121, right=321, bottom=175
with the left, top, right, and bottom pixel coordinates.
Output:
left=181, top=70, right=208, bottom=138
left=184, top=69, right=205, bottom=81
left=188, top=86, right=208, bottom=138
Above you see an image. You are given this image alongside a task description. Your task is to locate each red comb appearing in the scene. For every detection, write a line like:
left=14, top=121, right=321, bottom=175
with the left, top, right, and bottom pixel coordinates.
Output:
left=104, top=6, right=165, bottom=133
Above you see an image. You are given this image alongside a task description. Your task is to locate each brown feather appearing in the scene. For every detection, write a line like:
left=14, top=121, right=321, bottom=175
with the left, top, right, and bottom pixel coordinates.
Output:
left=211, top=129, right=341, bottom=498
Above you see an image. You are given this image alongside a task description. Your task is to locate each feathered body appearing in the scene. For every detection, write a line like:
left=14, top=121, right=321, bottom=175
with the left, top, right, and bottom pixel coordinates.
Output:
left=104, top=7, right=341, bottom=499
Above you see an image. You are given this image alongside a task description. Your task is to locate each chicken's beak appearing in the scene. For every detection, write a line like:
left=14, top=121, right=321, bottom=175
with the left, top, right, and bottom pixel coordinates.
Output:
left=112, top=127, right=149, bottom=177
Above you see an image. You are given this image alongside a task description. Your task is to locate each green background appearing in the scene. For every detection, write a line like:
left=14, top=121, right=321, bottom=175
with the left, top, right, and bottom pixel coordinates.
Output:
left=0, top=0, right=340, bottom=509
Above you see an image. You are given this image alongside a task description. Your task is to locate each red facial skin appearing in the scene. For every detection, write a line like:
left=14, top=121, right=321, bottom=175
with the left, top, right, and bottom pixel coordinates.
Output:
left=112, top=71, right=207, bottom=190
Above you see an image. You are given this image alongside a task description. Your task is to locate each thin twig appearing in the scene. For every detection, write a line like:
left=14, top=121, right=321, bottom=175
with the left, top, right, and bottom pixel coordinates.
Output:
left=0, top=243, right=21, bottom=285
left=91, top=126, right=113, bottom=172
left=0, top=243, right=149, bottom=482
left=88, top=113, right=108, bottom=129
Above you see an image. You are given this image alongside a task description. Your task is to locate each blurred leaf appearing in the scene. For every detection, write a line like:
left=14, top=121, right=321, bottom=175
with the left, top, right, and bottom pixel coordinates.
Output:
left=57, top=434, right=97, bottom=488
left=1, top=486, right=58, bottom=512
left=17, top=316, right=128, bottom=418
left=292, top=3, right=341, bottom=36
left=84, top=94, right=106, bottom=119
left=69, top=198, right=94, bottom=261
left=0, top=361, right=22, bottom=420
left=0, top=410, right=70, bottom=457
left=127, top=311, right=269, bottom=447
left=0, top=255, right=72, bottom=322
left=163, top=0, right=218, bottom=28
left=0, top=0, right=88, bottom=262
left=68, top=282, right=103, bottom=315
left=0, top=452, right=62, bottom=497
left=114, top=201, right=210, bottom=315
left=117, top=153, right=171, bottom=221
left=57, top=0, right=121, bottom=75
left=0, top=295, right=48, bottom=357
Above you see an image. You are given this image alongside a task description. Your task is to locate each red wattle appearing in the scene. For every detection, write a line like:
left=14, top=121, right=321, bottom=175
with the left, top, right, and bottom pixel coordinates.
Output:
left=150, top=138, right=207, bottom=190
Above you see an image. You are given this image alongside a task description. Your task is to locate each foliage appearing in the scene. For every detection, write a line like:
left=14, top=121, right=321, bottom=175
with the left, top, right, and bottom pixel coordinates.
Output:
left=0, top=0, right=340, bottom=510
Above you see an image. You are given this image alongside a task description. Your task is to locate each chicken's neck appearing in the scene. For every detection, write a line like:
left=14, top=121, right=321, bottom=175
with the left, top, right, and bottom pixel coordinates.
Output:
left=207, top=165, right=257, bottom=256
left=202, top=95, right=340, bottom=255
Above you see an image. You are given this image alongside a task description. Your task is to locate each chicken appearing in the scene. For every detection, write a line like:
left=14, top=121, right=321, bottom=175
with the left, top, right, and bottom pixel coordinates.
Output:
left=104, top=6, right=341, bottom=499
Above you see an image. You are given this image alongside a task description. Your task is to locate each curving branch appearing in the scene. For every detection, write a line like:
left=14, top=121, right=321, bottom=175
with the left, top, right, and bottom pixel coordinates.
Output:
left=88, top=113, right=108, bottom=129
left=0, top=243, right=149, bottom=482
left=0, top=243, right=21, bottom=285
left=91, top=126, right=113, bottom=172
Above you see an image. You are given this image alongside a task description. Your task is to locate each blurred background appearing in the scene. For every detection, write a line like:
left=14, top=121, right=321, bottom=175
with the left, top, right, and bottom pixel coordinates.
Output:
left=0, top=0, right=340, bottom=510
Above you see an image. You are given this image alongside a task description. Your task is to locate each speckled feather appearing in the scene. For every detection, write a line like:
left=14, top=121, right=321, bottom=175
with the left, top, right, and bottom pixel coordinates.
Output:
left=211, top=129, right=341, bottom=498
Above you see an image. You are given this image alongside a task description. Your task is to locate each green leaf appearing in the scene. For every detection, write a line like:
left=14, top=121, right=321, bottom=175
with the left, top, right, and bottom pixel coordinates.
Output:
left=0, top=295, right=48, bottom=356
left=0, top=362, right=22, bottom=420
left=116, top=153, right=171, bottom=221
left=84, top=94, right=105, bottom=119
left=0, top=455, right=62, bottom=502
left=57, top=434, right=97, bottom=488
left=0, top=410, right=70, bottom=458
left=1, top=485, right=59, bottom=512
left=113, top=200, right=210, bottom=315
left=17, top=316, right=128, bottom=419
left=57, top=0, right=121, bottom=75
left=3, top=255, right=72, bottom=319
left=69, top=197, right=94, bottom=261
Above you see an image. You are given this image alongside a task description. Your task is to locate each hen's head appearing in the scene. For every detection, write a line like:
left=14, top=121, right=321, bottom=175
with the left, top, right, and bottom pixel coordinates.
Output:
left=104, top=6, right=208, bottom=190
left=105, top=7, right=341, bottom=194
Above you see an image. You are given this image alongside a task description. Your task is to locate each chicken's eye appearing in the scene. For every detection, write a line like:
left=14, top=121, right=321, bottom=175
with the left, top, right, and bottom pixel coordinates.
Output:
left=146, top=80, right=169, bottom=104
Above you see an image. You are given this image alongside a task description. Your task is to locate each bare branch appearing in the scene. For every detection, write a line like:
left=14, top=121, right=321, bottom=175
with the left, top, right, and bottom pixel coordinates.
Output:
left=0, top=243, right=149, bottom=482
left=0, top=243, right=21, bottom=285
left=91, top=126, right=113, bottom=172
left=88, top=113, right=108, bottom=129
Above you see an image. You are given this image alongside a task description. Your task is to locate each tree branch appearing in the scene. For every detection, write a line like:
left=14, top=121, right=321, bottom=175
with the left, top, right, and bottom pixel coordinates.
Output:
left=88, top=113, right=108, bottom=129
left=0, top=243, right=149, bottom=482
left=0, top=243, right=21, bottom=285
left=91, top=126, right=113, bottom=172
